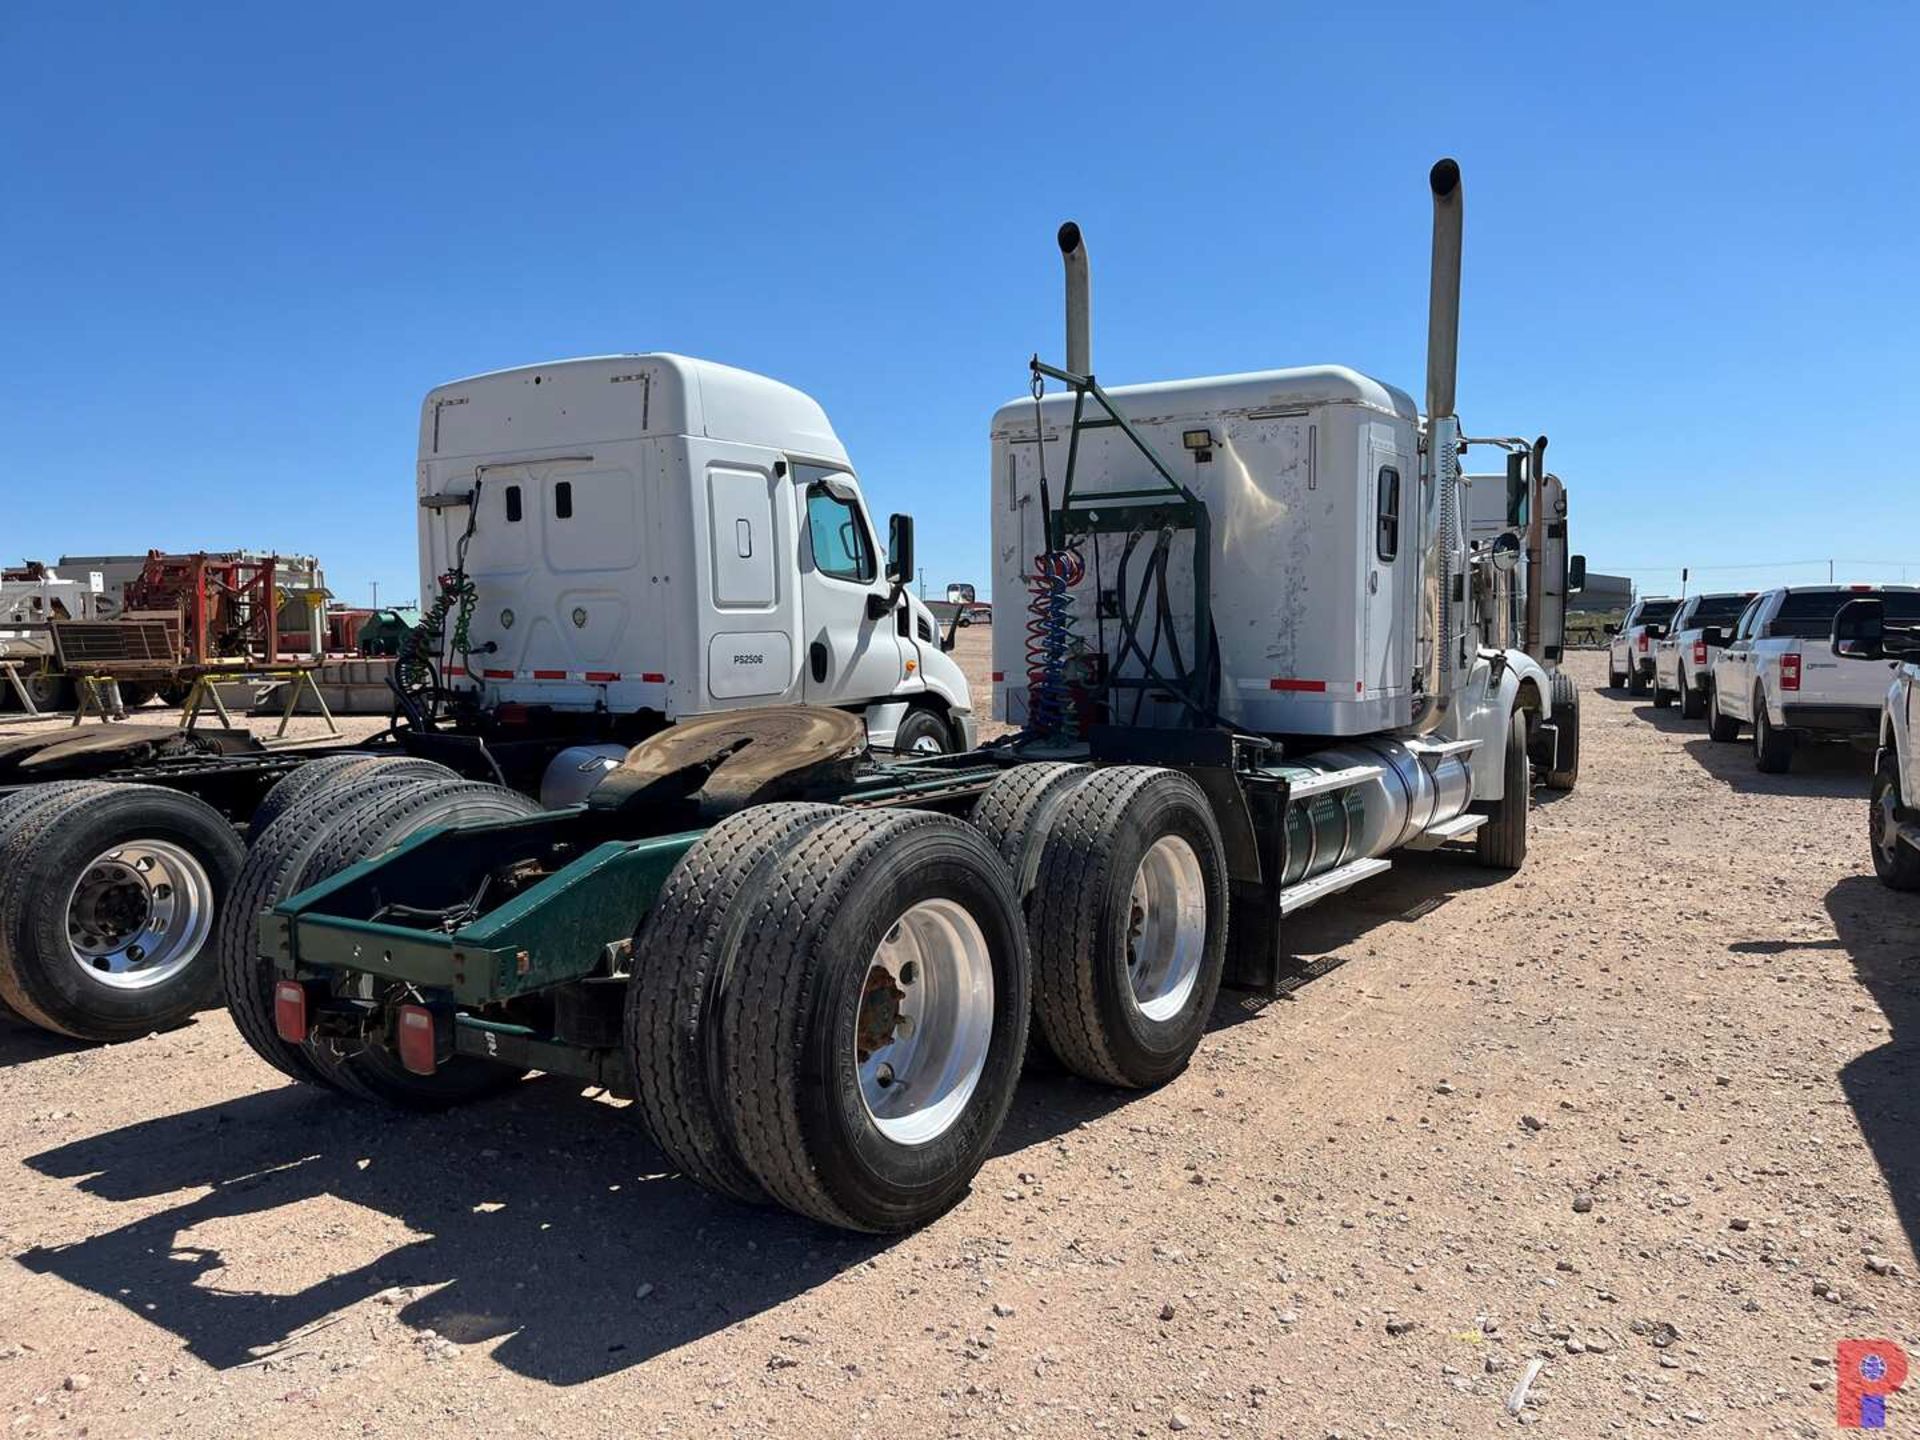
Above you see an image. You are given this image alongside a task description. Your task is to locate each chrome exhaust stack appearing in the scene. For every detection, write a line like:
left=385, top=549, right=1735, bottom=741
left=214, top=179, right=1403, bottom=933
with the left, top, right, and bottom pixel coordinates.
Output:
left=1058, top=222, right=1091, bottom=376
left=1524, top=433, right=1548, bottom=654
left=1424, top=159, right=1463, bottom=422
left=1412, top=158, right=1466, bottom=734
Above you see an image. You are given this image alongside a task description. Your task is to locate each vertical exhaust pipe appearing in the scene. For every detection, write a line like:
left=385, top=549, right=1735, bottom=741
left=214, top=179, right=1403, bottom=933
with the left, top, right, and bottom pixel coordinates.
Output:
left=1058, top=222, right=1091, bottom=376
left=1412, top=158, right=1465, bottom=734
left=1524, top=434, right=1548, bottom=654
left=1425, top=159, right=1462, bottom=420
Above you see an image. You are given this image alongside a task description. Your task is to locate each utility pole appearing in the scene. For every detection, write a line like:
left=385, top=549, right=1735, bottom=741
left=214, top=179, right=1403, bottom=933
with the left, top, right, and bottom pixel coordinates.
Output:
left=918, top=567, right=926, bottom=598
left=1828, top=559, right=1834, bottom=584
left=371, top=579, right=380, bottom=609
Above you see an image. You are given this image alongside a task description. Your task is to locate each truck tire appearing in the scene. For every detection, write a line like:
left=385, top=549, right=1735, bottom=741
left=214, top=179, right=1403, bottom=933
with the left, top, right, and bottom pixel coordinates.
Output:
left=1026, top=766, right=1229, bottom=1090
left=718, top=809, right=1030, bottom=1231
left=249, top=753, right=456, bottom=837
left=221, top=771, right=477, bottom=1087
left=24, top=671, right=74, bottom=713
left=1679, top=665, right=1706, bottom=720
left=0, top=783, right=116, bottom=1025
left=1608, top=657, right=1626, bottom=690
left=892, top=707, right=953, bottom=756
left=1753, top=694, right=1795, bottom=773
left=1652, top=668, right=1674, bottom=708
left=1541, top=671, right=1580, bottom=791
left=969, top=762, right=1092, bottom=902
left=1871, top=755, right=1920, bottom=891
left=626, top=802, right=842, bottom=1204
left=1627, top=661, right=1649, bottom=697
left=1707, top=685, right=1741, bottom=742
left=1473, top=709, right=1530, bottom=870
left=297, top=781, right=544, bottom=1108
left=0, top=784, right=244, bottom=1041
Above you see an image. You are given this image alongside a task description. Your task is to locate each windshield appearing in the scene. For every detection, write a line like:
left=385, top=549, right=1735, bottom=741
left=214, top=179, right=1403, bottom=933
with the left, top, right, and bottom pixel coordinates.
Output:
left=1769, top=589, right=1920, bottom=639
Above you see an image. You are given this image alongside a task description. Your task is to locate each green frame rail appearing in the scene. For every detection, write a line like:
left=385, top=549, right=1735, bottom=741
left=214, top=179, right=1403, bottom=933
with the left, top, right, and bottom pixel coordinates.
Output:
left=261, top=753, right=1018, bottom=1009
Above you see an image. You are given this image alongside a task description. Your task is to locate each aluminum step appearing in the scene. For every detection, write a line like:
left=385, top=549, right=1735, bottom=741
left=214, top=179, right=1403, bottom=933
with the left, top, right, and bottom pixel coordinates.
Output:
left=1403, top=811, right=1488, bottom=850
left=1278, top=856, right=1392, bottom=915
left=1282, top=763, right=1384, bottom=800
left=1407, top=737, right=1480, bottom=762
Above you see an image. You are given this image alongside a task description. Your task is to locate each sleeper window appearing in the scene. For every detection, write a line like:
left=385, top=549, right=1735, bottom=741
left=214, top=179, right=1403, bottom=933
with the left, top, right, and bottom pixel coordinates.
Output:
left=554, top=480, right=574, bottom=519
left=1375, top=466, right=1400, bottom=561
left=504, top=484, right=523, bottom=523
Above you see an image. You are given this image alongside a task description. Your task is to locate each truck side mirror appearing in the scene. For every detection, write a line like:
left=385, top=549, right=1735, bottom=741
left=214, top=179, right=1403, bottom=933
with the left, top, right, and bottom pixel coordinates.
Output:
left=886, top=513, right=914, bottom=587
left=1490, top=531, right=1521, bottom=573
left=1568, top=554, right=1586, bottom=592
left=1832, top=597, right=1885, bottom=661
left=868, top=512, right=915, bottom=621
left=1603, top=622, right=1620, bottom=637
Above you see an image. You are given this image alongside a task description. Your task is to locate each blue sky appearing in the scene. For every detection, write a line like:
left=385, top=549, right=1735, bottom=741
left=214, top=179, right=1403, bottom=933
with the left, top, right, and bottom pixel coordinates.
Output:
left=4, top=3, right=1915, bottom=607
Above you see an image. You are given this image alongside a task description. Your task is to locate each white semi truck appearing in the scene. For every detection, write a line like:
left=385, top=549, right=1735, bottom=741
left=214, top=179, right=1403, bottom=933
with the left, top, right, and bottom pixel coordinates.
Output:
left=415, top=354, right=974, bottom=764
left=248, top=158, right=1566, bottom=1234
left=1463, top=454, right=1584, bottom=789
left=0, top=357, right=973, bottom=1043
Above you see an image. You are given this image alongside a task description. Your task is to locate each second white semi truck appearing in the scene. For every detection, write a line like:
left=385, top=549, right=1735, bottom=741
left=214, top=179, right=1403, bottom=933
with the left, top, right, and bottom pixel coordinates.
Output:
left=0, top=356, right=974, bottom=1043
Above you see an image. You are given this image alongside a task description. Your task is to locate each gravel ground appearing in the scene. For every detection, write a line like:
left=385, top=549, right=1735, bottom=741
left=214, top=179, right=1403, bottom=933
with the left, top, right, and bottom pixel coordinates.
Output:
left=1, top=647, right=1914, bottom=1439
left=0, top=702, right=391, bottom=748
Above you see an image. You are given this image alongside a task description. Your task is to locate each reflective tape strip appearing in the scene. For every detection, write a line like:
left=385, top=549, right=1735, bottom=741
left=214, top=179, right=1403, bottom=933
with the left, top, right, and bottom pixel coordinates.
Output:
left=1270, top=678, right=1327, bottom=693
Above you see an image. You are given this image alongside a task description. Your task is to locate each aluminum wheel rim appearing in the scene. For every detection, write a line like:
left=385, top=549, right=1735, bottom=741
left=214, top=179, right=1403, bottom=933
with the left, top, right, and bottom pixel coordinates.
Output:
left=1873, top=773, right=1901, bottom=865
left=1125, top=835, right=1207, bottom=1022
left=855, top=899, right=994, bottom=1146
left=64, top=839, right=213, bottom=990
left=909, top=734, right=944, bottom=755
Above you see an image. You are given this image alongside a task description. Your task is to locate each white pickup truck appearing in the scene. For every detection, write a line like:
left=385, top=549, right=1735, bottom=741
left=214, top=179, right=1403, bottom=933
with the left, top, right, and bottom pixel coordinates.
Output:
left=1831, top=596, right=1920, bottom=889
left=1608, top=595, right=1678, bottom=695
left=1708, top=584, right=1920, bottom=773
left=1652, top=591, right=1755, bottom=719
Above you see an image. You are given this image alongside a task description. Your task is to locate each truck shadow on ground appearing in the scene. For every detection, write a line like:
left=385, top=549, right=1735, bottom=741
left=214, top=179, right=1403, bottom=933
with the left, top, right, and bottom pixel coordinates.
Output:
left=1821, top=874, right=1920, bottom=1261
left=13, top=1044, right=1151, bottom=1384
left=11, top=849, right=1484, bottom=1386
left=1278, top=848, right=1509, bottom=972
left=1621, top=697, right=1873, bottom=798
left=0, top=1013, right=96, bottom=1066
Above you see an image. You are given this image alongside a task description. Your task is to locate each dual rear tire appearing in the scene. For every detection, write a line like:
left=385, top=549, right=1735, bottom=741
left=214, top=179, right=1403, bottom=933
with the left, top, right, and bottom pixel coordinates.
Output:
left=630, top=808, right=1032, bottom=1231
left=626, top=763, right=1232, bottom=1230
left=222, top=772, right=542, bottom=1103
left=0, top=783, right=244, bottom=1041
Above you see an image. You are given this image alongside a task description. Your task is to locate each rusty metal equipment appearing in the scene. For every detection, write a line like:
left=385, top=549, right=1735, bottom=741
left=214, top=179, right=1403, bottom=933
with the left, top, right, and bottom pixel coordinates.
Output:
left=121, top=551, right=327, bottom=669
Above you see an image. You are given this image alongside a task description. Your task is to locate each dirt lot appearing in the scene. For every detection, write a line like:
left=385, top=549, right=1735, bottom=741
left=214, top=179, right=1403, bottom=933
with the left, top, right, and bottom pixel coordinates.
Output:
left=1, top=647, right=1914, bottom=1439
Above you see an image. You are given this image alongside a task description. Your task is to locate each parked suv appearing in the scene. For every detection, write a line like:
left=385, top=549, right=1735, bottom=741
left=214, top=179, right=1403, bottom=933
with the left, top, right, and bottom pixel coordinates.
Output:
left=1608, top=596, right=1678, bottom=695
left=1652, top=591, right=1755, bottom=718
left=1708, top=584, right=1920, bottom=773
left=1831, top=597, right=1920, bottom=889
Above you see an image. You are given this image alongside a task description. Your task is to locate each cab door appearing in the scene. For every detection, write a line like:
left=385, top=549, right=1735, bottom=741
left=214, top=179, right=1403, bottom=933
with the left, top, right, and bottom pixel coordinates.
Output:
left=792, top=462, right=911, bottom=707
left=1717, top=596, right=1762, bottom=719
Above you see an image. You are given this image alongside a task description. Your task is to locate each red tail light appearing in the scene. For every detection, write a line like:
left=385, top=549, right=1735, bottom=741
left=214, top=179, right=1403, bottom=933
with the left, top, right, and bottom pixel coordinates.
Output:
left=396, top=1005, right=440, bottom=1075
left=1779, top=652, right=1801, bottom=691
left=1637, top=633, right=1649, bottom=652
left=273, top=981, right=309, bottom=1045
left=1692, top=639, right=1707, bottom=666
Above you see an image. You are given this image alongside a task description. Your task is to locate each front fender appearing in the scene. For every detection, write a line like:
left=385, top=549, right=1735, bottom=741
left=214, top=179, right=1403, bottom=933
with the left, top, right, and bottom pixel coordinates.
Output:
left=1446, top=652, right=1529, bottom=802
